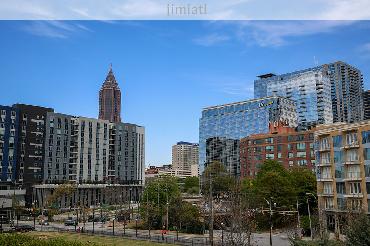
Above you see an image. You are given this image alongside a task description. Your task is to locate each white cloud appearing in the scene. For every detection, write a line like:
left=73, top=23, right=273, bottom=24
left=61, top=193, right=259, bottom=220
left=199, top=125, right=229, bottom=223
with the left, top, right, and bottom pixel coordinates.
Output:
left=193, top=33, right=230, bottom=46
left=22, top=21, right=92, bottom=39
left=193, top=20, right=356, bottom=47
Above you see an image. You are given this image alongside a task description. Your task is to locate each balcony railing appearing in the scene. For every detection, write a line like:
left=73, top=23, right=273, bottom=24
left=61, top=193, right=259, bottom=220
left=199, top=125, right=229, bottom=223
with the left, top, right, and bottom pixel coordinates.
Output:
left=344, top=172, right=361, bottom=180
left=343, top=141, right=360, bottom=149
left=318, top=145, right=331, bottom=152
left=343, top=159, right=360, bottom=165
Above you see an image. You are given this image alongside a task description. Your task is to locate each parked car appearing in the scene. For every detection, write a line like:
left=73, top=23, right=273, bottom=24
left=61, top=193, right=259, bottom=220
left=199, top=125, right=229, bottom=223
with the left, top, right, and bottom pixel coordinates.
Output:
left=12, top=225, right=35, bottom=232
left=64, top=218, right=77, bottom=226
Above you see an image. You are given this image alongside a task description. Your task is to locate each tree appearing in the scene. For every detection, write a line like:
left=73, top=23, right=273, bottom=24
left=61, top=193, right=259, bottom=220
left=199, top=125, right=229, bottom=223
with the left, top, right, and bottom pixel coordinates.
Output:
left=183, top=176, right=200, bottom=194
left=202, top=161, right=235, bottom=197
left=345, top=213, right=370, bottom=246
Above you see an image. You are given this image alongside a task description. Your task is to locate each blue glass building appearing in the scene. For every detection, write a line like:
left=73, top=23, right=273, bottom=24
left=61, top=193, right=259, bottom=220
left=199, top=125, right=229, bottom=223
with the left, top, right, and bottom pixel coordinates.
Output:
left=254, top=66, right=333, bottom=129
left=199, top=96, right=297, bottom=175
left=0, top=105, right=19, bottom=182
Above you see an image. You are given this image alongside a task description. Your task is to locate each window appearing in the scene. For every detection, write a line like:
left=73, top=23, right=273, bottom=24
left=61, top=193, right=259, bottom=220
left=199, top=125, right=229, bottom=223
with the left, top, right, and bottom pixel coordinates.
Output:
left=335, top=166, right=344, bottom=178
left=288, top=135, right=295, bottom=142
left=265, top=138, right=273, bottom=144
left=336, top=182, right=345, bottom=194
left=349, top=182, right=361, bottom=194
left=288, top=144, right=293, bottom=151
left=346, top=133, right=358, bottom=145
left=334, top=151, right=342, bottom=164
left=297, top=135, right=305, bottom=141
left=347, top=149, right=359, bottom=162
left=266, top=145, right=274, bottom=152
left=337, top=198, right=346, bottom=210
left=332, top=135, right=342, bottom=148
left=366, top=182, right=370, bottom=194
left=364, top=148, right=370, bottom=160
left=277, top=152, right=282, bottom=158
left=297, top=160, right=307, bottom=166
left=265, top=153, right=274, bottom=159
left=296, top=143, right=306, bottom=150
left=289, top=160, right=294, bottom=166
left=323, top=183, right=333, bottom=194
left=288, top=152, right=294, bottom=158
left=297, top=151, right=306, bottom=158
left=277, top=145, right=283, bottom=152
left=362, top=131, right=370, bottom=144
left=365, top=165, right=370, bottom=177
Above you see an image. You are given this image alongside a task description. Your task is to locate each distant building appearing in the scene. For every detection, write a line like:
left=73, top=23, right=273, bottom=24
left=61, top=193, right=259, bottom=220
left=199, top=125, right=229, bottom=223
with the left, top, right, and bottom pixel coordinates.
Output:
left=44, top=113, right=145, bottom=185
left=315, top=120, right=370, bottom=233
left=172, top=142, right=199, bottom=177
left=240, top=122, right=315, bottom=178
left=0, top=106, right=19, bottom=182
left=364, top=90, right=370, bottom=120
left=99, top=66, right=122, bottom=123
left=199, top=96, right=297, bottom=175
left=145, top=164, right=196, bottom=180
left=13, top=104, right=54, bottom=206
left=254, top=61, right=364, bottom=126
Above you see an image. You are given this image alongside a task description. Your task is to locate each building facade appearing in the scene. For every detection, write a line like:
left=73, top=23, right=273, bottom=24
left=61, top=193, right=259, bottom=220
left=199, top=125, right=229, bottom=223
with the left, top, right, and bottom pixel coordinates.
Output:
left=199, top=96, right=297, bottom=175
left=254, top=66, right=333, bottom=128
left=255, top=61, right=364, bottom=127
left=240, top=123, right=315, bottom=178
left=111, top=122, right=145, bottom=184
left=363, top=90, right=370, bottom=120
left=327, top=61, right=364, bottom=123
left=99, top=67, right=122, bottom=123
left=172, top=142, right=199, bottom=177
left=44, top=113, right=145, bottom=185
left=13, top=104, right=54, bottom=205
left=206, top=137, right=240, bottom=176
left=0, top=106, right=19, bottom=182
left=315, top=120, right=370, bottom=233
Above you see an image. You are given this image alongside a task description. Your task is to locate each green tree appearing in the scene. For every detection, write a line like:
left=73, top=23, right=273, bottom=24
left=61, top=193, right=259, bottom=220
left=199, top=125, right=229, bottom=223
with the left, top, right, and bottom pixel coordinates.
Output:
left=202, top=161, right=235, bottom=197
left=183, top=176, right=200, bottom=194
left=345, top=213, right=370, bottom=246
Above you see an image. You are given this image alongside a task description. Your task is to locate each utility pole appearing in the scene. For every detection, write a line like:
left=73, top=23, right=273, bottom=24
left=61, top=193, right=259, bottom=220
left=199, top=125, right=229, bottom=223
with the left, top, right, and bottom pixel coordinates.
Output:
left=296, top=199, right=301, bottom=238
left=307, top=197, right=313, bottom=240
left=209, top=173, right=214, bottom=246
left=166, top=184, right=169, bottom=231
left=264, top=198, right=273, bottom=246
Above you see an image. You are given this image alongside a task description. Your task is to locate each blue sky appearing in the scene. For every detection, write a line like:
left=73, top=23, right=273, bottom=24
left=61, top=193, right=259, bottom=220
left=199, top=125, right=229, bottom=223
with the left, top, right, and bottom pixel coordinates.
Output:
left=0, top=20, right=370, bottom=166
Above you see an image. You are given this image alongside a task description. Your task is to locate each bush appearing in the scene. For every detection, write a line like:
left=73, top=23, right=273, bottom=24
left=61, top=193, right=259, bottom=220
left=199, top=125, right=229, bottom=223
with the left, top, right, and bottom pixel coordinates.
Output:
left=0, top=233, right=97, bottom=246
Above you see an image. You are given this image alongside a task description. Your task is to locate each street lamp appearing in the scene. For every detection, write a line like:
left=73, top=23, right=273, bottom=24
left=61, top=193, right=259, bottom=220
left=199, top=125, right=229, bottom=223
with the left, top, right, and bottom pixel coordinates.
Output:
left=112, top=217, right=115, bottom=236
left=264, top=198, right=276, bottom=246
left=306, top=193, right=316, bottom=240
left=135, top=217, right=138, bottom=237
left=221, top=222, right=224, bottom=246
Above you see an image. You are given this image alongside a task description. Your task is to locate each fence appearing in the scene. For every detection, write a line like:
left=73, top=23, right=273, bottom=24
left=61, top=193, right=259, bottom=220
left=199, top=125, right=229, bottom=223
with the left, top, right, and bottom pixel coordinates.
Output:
left=37, top=225, right=220, bottom=246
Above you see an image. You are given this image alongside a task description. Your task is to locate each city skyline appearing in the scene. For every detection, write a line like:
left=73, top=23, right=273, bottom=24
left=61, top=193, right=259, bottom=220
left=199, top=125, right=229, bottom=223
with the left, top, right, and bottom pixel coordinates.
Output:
left=1, top=21, right=370, bottom=165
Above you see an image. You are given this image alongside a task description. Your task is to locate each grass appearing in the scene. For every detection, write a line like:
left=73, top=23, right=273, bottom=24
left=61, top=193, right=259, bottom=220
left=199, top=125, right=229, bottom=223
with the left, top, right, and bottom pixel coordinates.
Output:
left=26, top=231, right=172, bottom=246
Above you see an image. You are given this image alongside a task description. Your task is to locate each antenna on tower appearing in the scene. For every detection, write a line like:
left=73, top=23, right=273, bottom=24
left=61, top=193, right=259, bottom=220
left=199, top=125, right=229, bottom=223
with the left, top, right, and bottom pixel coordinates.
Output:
left=313, top=56, right=319, bottom=66
left=109, top=63, right=112, bottom=71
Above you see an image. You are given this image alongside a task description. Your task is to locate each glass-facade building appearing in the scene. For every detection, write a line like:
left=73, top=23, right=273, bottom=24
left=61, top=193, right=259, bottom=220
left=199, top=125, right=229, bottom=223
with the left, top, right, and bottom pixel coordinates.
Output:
left=199, top=96, right=297, bottom=175
left=254, top=66, right=333, bottom=129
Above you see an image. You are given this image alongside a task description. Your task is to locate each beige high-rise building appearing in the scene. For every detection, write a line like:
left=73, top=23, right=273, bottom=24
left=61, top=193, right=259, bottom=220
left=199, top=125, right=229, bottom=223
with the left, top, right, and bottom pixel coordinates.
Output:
left=172, top=142, right=199, bottom=177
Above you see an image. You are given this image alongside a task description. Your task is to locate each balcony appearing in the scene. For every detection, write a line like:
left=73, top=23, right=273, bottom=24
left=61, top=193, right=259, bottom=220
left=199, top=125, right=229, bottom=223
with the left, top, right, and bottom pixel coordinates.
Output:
left=343, top=160, right=360, bottom=165
left=344, top=193, right=364, bottom=198
left=318, top=146, right=331, bottom=152
left=343, top=172, right=362, bottom=181
left=317, top=162, right=331, bottom=167
left=342, top=141, right=360, bottom=149
left=317, top=175, right=333, bottom=182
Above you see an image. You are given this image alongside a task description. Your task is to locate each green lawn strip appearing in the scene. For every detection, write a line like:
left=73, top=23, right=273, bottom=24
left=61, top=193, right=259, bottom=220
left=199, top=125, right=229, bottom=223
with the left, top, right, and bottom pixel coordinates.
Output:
left=27, top=231, right=172, bottom=246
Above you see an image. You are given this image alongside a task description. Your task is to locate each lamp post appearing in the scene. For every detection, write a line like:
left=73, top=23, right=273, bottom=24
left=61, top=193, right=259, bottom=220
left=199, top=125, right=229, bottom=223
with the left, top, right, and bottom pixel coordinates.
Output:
left=264, top=198, right=275, bottom=246
left=92, top=203, right=95, bottom=234
left=32, top=200, right=36, bottom=229
left=221, top=222, right=224, bottom=246
left=129, top=187, right=132, bottom=222
left=112, top=218, right=115, bottom=235
left=135, top=217, right=138, bottom=237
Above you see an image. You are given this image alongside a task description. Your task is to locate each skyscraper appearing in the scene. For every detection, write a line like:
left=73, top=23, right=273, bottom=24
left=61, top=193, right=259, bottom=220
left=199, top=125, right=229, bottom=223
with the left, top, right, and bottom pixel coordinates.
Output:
left=327, top=61, right=364, bottom=123
left=254, top=61, right=364, bottom=127
left=99, top=66, right=122, bottom=123
left=363, top=90, right=370, bottom=120
left=254, top=66, right=333, bottom=128
left=199, top=96, right=297, bottom=175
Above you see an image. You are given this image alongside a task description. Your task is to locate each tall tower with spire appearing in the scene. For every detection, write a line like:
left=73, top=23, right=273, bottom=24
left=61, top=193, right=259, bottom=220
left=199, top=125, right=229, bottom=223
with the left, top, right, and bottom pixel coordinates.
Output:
left=99, top=65, right=122, bottom=123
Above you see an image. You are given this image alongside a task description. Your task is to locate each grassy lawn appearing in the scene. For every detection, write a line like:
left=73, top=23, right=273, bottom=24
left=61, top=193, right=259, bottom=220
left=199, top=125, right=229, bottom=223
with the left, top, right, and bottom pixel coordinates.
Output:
left=27, top=231, right=172, bottom=246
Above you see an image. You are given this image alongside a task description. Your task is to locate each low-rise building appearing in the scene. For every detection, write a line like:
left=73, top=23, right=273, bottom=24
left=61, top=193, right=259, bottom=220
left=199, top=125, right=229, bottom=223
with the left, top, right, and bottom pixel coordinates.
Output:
left=240, top=122, right=315, bottom=178
left=315, top=120, right=370, bottom=233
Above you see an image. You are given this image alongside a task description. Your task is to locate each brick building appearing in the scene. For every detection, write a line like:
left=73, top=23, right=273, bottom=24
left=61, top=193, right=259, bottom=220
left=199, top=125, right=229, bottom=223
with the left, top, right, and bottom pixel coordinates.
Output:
left=240, top=122, right=315, bottom=178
